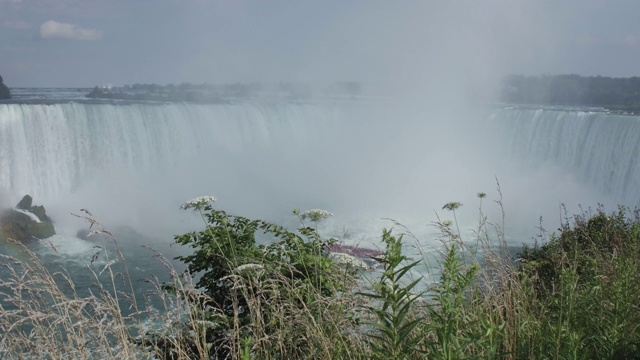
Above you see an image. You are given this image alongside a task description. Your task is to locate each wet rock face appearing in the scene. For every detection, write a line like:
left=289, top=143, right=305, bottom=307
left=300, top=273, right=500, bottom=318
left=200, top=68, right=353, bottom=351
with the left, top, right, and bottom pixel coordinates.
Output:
left=0, top=195, right=56, bottom=242
left=30, top=205, right=52, bottom=223
left=16, top=194, right=33, bottom=210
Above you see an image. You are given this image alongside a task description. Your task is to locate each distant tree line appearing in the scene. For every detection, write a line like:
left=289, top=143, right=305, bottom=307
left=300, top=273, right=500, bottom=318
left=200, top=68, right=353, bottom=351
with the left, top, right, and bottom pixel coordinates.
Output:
left=0, top=75, right=11, bottom=100
left=86, top=81, right=362, bottom=103
left=502, top=74, right=640, bottom=112
left=86, top=85, right=229, bottom=103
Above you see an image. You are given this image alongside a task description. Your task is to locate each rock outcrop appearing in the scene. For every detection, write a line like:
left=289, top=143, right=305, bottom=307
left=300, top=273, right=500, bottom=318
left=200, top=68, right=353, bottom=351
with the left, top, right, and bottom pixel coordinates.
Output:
left=0, top=195, right=55, bottom=241
left=0, top=75, right=11, bottom=100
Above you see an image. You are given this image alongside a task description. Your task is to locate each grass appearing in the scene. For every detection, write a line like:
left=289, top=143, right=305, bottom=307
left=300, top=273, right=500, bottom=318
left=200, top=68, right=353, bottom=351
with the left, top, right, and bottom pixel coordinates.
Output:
left=1, top=194, right=640, bottom=359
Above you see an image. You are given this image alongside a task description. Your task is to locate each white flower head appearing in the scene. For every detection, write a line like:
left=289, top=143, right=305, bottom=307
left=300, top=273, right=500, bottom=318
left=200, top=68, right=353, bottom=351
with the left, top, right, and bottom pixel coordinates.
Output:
left=180, top=195, right=217, bottom=210
left=300, top=208, right=333, bottom=222
left=234, top=263, right=266, bottom=278
left=234, top=263, right=265, bottom=273
left=329, top=252, right=370, bottom=270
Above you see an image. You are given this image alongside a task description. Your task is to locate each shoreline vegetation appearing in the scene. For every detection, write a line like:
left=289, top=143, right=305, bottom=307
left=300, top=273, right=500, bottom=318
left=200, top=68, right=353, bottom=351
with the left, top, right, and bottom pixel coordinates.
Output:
left=84, top=74, right=640, bottom=115
left=0, top=75, right=11, bottom=100
left=501, top=74, right=640, bottom=114
left=1, top=192, right=639, bottom=359
left=5, top=72, right=640, bottom=114
left=85, top=81, right=363, bottom=103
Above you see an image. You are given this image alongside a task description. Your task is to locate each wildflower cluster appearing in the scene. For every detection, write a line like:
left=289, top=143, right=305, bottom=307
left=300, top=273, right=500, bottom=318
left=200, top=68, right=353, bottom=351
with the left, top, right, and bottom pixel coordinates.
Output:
left=329, top=252, right=370, bottom=270
left=300, top=209, right=334, bottom=222
left=179, top=195, right=217, bottom=210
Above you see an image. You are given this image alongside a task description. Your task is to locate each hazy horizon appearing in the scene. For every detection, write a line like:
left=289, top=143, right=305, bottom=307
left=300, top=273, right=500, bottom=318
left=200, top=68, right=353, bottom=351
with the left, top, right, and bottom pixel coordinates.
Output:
left=2, top=0, right=640, bottom=236
left=2, top=1, right=640, bottom=99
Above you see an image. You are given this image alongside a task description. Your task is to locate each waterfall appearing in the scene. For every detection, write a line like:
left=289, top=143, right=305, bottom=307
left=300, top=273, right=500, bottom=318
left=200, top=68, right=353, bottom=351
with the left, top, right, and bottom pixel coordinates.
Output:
left=489, top=107, right=640, bottom=206
left=0, top=102, right=348, bottom=202
left=1, top=101, right=637, bottom=239
left=1, top=101, right=420, bottom=234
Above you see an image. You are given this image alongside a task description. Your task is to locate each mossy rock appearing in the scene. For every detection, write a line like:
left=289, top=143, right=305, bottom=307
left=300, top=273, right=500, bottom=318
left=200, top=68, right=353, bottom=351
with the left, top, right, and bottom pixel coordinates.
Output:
left=26, top=222, right=55, bottom=239
left=29, top=205, right=52, bottom=222
left=0, top=210, right=32, bottom=240
left=0, top=208, right=56, bottom=241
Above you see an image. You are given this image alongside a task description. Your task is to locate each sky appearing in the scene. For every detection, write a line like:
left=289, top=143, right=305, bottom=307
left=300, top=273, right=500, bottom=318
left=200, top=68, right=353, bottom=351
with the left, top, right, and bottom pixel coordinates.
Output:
left=2, top=0, right=640, bottom=89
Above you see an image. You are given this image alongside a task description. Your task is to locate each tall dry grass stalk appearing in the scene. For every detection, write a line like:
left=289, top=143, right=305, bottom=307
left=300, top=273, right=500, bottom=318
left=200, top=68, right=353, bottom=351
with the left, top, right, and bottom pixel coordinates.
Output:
left=0, top=238, right=141, bottom=359
left=0, top=208, right=371, bottom=359
left=2, top=188, right=639, bottom=359
left=225, top=262, right=368, bottom=359
left=0, top=213, right=215, bottom=359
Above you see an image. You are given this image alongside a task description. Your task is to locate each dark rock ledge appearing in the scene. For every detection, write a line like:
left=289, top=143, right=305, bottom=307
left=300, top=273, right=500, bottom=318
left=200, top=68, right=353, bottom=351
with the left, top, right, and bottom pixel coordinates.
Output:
left=0, top=195, right=55, bottom=242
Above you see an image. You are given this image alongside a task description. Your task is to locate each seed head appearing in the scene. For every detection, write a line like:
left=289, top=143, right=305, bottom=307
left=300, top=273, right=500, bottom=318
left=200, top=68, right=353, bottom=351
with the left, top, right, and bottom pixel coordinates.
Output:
left=300, top=209, right=333, bottom=222
left=180, top=195, right=217, bottom=210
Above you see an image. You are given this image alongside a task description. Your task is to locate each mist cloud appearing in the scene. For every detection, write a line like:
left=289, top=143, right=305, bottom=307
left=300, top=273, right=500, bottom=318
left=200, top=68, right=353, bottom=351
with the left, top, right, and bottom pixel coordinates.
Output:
left=39, top=20, right=102, bottom=41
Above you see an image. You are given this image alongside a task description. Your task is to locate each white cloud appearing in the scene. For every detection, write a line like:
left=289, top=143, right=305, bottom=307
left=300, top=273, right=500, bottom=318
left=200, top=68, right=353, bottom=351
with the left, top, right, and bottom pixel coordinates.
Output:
left=39, top=20, right=102, bottom=41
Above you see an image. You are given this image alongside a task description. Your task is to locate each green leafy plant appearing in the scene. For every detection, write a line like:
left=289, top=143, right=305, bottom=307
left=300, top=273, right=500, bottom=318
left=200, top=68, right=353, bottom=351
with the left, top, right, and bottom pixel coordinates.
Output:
left=169, top=198, right=356, bottom=358
left=515, top=206, right=640, bottom=359
left=173, top=199, right=344, bottom=309
left=359, top=229, right=424, bottom=360
left=423, top=245, right=481, bottom=359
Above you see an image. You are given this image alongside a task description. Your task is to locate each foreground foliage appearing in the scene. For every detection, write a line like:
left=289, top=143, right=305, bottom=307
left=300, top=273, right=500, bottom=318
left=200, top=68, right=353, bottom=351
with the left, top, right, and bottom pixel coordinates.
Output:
left=1, top=198, right=640, bottom=359
left=158, top=203, right=359, bottom=359
left=517, top=206, right=640, bottom=359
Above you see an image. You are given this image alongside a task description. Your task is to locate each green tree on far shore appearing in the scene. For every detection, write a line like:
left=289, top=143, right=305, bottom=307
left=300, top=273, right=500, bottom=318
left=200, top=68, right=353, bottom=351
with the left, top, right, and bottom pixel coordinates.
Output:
left=0, top=75, right=11, bottom=100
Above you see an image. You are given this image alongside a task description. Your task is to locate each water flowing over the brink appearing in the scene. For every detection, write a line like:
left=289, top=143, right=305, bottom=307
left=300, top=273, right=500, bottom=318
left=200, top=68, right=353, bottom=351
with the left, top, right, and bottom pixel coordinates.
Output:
left=2, top=100, right=640, bottom=291
left=1, top=101, right=639, bottom=241
left=0, top=102, right=346, bottom=202
left=488, top=107, right=640, bottom=207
